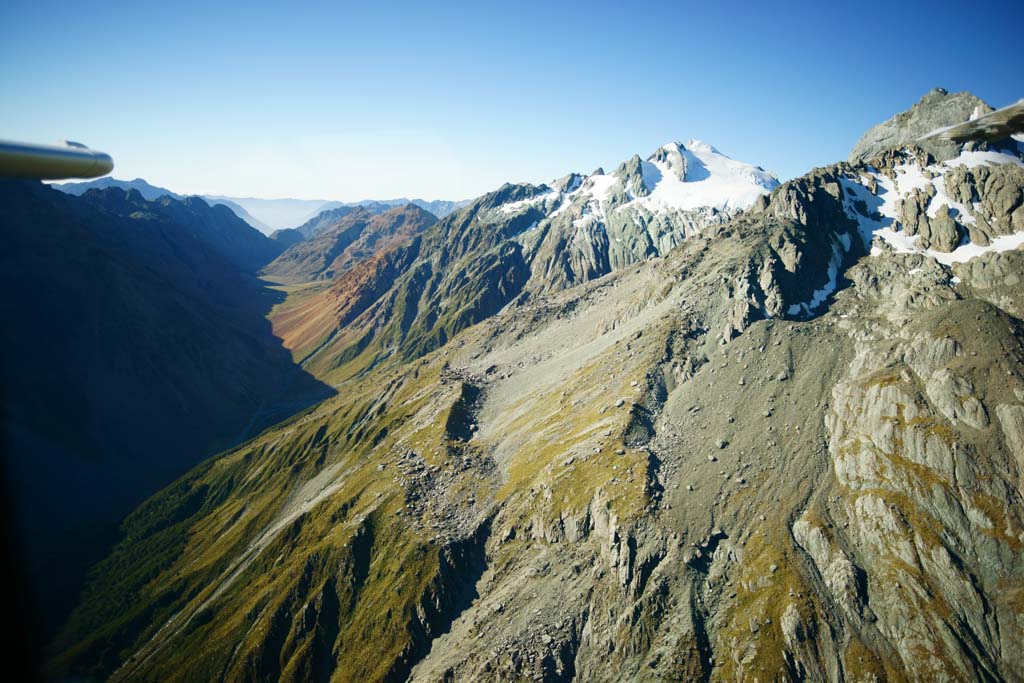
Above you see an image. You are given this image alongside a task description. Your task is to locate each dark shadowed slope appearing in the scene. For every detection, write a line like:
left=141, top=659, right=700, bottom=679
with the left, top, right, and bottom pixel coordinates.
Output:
left=0, top=181, right=333, bottom=650
left=54, top=178, right=279, bottom=235
left=77, top=188, right=284, bottom=272
left=205, top=197, right=274, bottom=234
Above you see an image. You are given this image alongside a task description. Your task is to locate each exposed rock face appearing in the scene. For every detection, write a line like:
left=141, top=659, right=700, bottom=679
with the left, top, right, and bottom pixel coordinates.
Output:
left=946, top=162, right=1024, bottom=238
left=849, top=88, right=993, bottom=164
left=926, top=205, right=962, bottom=252
left=820, top=264, right=1024, bottom=682
left=958, top=250, right=1024, bottom=317
left=48, top=91, right=1024, bottom=683
left=899, top=185, right=963, bottom=252
left=897, top=184, right=935, bottom=236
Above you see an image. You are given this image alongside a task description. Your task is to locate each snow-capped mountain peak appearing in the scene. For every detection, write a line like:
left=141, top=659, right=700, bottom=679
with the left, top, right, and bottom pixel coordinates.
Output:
left=497, top=139, right=779, bottom=224
left=635, top=139, right=779, bottom=212
left=485, top=139, right=781, bottom=291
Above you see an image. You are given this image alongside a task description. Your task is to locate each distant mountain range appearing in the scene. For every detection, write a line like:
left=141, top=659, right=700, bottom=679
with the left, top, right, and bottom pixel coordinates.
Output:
left=200, top=195, right=342, bottom=232
left=207, top=197, right=273, bottom=234
left=55, top=176, right=183, bottom=201
left=263, top=203, right=438, bottom=283
left=288, top=204, right=364, bottom=239
left=79, top=187, right=286, bottom=272
left=207, top=196, right=469, bottom=233
left=53, top=178, right=468, bottom=234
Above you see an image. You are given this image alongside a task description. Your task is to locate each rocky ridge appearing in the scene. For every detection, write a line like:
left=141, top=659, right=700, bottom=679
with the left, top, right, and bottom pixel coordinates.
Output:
left=850, top=88, right=995, bottom=164
left=263, top=204, right=438, bottom=284
left=78, top=186, right=285, bottom=272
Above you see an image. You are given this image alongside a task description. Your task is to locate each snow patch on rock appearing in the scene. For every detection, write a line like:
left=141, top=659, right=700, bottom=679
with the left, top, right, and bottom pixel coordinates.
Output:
left=839, top=148, right=1024, bottom=268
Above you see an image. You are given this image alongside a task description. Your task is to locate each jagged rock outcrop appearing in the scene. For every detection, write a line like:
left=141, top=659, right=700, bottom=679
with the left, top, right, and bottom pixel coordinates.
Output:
left=946, top=162, right=1024, bottom=239
left=850, top=88, right=993, bottom=164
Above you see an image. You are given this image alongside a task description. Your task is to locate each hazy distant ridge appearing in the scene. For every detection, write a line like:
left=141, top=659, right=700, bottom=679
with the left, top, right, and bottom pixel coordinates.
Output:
left=54, top=178, right=466, bottom=234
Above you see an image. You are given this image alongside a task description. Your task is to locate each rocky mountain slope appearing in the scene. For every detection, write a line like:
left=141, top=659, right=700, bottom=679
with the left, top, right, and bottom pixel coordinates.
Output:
left=850, top=88, right=994, bottom=165
left=270, top=227, right=306, bottom=248
left=266, top=140, right=778, bottom=382
left=291, top=205, right=364, bottom=239
left=0, top=183, right=330, bottom=649
left=49, top=90, right=1024, bottom=682
left=263, top=204, right=438, bottom=284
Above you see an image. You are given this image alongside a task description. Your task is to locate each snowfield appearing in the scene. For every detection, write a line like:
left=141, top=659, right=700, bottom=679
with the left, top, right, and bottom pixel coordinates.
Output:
left=629, top=140, right=779, bottom=213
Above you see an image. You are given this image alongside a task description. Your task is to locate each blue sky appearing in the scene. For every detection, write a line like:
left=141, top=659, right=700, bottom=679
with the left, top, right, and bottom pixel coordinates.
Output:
left=2, top=0, right=1021, bottom=200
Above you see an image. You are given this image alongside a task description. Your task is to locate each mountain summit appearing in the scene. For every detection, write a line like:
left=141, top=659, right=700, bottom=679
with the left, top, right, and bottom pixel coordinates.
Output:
left=637, top=139, right=779, bottom=211
left=521, top=138, right=778, bottom=215
left=850, top=87, right=995, bottom=164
